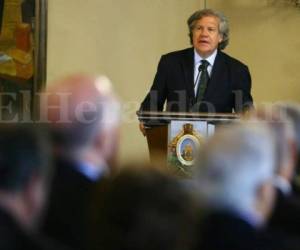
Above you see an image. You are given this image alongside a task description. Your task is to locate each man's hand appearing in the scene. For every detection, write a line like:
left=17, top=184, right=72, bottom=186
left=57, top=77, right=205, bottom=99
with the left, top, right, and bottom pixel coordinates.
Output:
left=139, top=122, right=146, bottom=136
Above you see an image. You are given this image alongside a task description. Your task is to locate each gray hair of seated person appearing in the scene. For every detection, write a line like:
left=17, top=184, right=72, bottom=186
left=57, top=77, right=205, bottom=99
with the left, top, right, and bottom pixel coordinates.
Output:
left=274, top=103, right=300, bottom=175
left=275, top=103, right=300, bottom=155
left=269, top=120, right=295, bottom=174
left=187, top=9, right=229, bottom=50
left=195, top=122, right=275, bottom=215
left=246, top=106, right=295, bottom=174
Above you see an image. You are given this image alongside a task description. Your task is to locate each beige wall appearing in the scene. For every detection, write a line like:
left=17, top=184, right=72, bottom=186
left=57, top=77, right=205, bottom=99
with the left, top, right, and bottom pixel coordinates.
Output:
left=209, top=0, right=300, bottom=104
left=47, top=0, right=300, bottom=164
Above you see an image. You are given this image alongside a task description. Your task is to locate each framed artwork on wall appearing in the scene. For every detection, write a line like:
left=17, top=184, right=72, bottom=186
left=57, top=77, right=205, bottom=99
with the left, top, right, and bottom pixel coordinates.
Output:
left=0, top=0, right=47, bottom=121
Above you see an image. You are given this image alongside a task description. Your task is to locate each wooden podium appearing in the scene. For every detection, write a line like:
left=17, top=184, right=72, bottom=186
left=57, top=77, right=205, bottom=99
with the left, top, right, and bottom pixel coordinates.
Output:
left=137, top=111, right=239, bottom=166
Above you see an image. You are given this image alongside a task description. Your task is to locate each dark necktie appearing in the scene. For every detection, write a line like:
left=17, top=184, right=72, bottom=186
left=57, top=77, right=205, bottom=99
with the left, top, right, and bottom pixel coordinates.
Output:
left=195, top=60, right=209, bottom=102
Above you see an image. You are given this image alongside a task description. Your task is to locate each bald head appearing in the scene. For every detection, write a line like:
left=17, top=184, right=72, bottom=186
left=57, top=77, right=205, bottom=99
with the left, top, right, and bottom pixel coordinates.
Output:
left=41, top=74, right=120, bottom=159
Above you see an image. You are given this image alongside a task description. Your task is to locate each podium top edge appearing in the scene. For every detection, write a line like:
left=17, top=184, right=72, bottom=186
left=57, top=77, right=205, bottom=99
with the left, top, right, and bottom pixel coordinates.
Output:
left=136, top=111, right=239, bottom=119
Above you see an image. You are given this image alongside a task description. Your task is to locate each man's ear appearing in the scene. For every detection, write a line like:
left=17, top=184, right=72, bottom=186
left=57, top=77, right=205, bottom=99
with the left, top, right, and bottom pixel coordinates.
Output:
left=218, top=34, right=223, bottom=43
left=23, top=174, right=45, bottom=226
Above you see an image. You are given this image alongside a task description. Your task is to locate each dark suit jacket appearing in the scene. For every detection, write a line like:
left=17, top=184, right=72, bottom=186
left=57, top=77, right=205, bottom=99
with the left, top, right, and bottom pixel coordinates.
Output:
left=268, top=188, right=300, bottom=237
left=140, top=48, right=253, bottom=113
left=42, top=157, right=100, bottom=250
left=198, top=210, right=292, bottom=250
left=0, top=208, right=64, bottom=250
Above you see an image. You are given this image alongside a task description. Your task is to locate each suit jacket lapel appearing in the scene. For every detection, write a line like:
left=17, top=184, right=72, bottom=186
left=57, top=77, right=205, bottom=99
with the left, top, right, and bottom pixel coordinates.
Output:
left=205, top=50, right=226, bottom=100
left=181, top=48, right=196, bottom=103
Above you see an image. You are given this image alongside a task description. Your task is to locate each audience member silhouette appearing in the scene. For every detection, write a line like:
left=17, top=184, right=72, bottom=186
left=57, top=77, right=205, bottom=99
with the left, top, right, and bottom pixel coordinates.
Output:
left=41, top=74, right=120, bottom=250
left=194, top=122, right=292, bottom=250
left=0, top=123, right=64, bottom=250
left=261, top=104, right=300, bottom=240
left=88, top=167, right=201, bottom=250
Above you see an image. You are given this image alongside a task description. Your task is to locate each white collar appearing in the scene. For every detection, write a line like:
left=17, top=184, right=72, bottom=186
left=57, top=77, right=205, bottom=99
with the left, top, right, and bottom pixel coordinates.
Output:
left=75, top=160, right=109, bottom=182
left=194, top=49, right=218, bottom=67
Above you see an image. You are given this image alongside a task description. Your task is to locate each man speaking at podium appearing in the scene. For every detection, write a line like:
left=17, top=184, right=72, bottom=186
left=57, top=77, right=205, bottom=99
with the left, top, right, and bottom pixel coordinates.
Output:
left=140, top=9, right=253, bottom=116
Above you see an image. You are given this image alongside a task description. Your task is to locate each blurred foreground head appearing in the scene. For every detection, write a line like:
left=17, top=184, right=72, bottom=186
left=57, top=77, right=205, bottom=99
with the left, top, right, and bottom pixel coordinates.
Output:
left=245, top=105, right=296, bottom=191
left=41, top=74, right=120, bottom=173
left=195, top=122, right=276, bottom=225
left=0, top=123, right=51, bottom=230
left=89, top=167, right=200, bottom=250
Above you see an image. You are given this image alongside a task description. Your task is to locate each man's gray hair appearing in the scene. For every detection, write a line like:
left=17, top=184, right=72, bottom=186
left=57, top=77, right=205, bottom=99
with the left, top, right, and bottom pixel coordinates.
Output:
left=187, top=9, right=229, bottom=50
left=246, top=107, right=295, bottom=174
left=195, top=122, right=275, bottom=215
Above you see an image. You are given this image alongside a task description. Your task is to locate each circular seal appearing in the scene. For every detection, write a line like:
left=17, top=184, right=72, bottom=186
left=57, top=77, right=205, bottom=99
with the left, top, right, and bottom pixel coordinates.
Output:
left=176, top=134, right=200, bottom=166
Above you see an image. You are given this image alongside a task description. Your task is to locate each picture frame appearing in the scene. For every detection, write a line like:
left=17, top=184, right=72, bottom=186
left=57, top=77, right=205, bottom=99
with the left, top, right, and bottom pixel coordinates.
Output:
left=0, top=0, right=47, bottom=121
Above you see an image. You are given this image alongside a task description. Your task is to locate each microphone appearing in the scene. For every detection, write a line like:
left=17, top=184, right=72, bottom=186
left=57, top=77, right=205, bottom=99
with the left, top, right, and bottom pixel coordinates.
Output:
left=194, top=65, right=201, bottom=89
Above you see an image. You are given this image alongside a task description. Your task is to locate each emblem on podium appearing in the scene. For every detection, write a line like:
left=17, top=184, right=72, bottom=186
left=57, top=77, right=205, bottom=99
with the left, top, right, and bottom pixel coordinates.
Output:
left=168, top=123, right=204, bottom=176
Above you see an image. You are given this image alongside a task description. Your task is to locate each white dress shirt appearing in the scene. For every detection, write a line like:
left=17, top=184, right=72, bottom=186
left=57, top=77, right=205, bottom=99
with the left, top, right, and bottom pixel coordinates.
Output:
left=75, top=159, right=109, bottom=182
left=193, top=49, right=218, bottom=96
